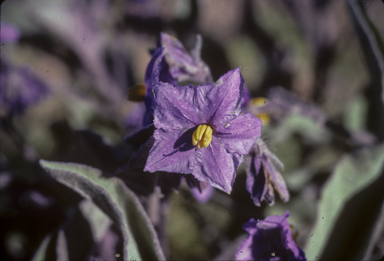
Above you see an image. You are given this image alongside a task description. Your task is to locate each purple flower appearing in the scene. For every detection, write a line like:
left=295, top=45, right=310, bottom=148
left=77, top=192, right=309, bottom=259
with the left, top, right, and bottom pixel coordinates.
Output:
left=0, top=64, right=49, bottom=116
left=247, top=87, right=325, bottom=125
left=123, top=102, right=146, bottom=130
left=190, top=181, right=215, bottom=204
left=159, top=33, right=213, bottom=84
left=143, top=33, right=212, bottom=126
left=1, top=23, right=20, bottom=44
left=246, top=139, right=289, bottom=206
left=144, top=68, right=262, bottom=193
left=235, top=211, right=306, bottom=261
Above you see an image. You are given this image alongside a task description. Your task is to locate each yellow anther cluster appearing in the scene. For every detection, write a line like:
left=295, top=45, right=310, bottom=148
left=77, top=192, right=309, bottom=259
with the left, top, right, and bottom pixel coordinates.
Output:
left=192, top=125, right=213, bottom=149
left=250, top=97, right=270, bottom=125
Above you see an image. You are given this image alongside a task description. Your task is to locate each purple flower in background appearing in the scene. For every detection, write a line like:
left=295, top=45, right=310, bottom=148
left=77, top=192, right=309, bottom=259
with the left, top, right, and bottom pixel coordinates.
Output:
left=0, top=63, right=49, bottom=117
left=123, top=102, right=146, bottom=130
left=144, top=68, right=262, bottom=193
left=1, top=22, right=20, bottom=44
left=246, top=139, right=289, bottom=206
left=235, top=211, right=306, bottom=261
left=190, top=181, right=215, bottom=204
left=247, top=87, right=325, bottom=125
left=159, top=33, right=213, bottom=84
left=142, top=33, right=212, bottom=126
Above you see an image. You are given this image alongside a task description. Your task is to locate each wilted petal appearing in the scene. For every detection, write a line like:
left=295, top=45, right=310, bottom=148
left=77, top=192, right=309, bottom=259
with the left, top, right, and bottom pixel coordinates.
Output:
left=160, top=33, right=213, bottom=84
left=246, top=153, right=265, bottom=207
left=246, top=139, right=289, bottom=206
left=263, top=157, right=290, bottom=203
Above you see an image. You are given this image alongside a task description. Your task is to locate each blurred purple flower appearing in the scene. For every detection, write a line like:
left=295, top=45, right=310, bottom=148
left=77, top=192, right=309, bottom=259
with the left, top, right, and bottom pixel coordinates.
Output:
left=19, top=190, right=53, bottom=209
left=143, top=33, right=212, bottom=125
left=248, top=87, right=325, bottom=125
left=0, top=63, right=49, bottom=116
left=124, top=102, right=146, bottom=130
left=1, top=23, right=20, bottom=44
left=235, top=211, right=306, bottom=261
left=144, top=68, right=262, bottom=193
left=190, top=181, right=215, bottom=204
left=246, top=139, right=289, bottom=206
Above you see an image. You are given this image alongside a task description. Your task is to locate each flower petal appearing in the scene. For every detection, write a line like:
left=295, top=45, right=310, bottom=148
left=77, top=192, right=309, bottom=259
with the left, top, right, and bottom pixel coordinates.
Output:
left=192, top=137, right=243, bottom=193
left=209, top=67, right=245, bottom=125
left=144, top=128, right=197, bottom=174
left=235, top=212, right=307, bottom=261
left=215, top=112, right=262, bottom=155
left=160, top=33, right=213, bottom=84
left=263, top=157, right=290, bottom=203
left=152, top=82, right=212, bottom=129
left=245, top=153, right=266, bottom=207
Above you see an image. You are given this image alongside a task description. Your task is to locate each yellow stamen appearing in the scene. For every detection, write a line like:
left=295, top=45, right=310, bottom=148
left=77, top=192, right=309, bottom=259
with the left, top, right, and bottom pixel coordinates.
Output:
left=250, top=97, right=270, bottom=125
left=192, top=125, right=213, bottom=148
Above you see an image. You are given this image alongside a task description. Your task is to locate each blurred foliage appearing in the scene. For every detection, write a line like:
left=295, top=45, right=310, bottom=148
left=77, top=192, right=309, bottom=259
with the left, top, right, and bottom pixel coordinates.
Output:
left=1, top=0, right=384, bottom=260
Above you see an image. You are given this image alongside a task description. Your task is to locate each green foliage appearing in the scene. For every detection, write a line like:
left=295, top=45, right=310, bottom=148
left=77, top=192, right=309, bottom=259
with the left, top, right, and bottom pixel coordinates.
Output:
left=305, top=143, right=384, bottom=260
left=347, top=0, right=384, bottom=141
left=39, top=160, right=165, bottom=261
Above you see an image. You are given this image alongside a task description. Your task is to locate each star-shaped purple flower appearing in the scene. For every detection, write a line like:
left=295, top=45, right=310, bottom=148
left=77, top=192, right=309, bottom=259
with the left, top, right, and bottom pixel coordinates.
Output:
left=144, top=68, right=262, bottom=193
left=235, top=211, right=306, bottom=261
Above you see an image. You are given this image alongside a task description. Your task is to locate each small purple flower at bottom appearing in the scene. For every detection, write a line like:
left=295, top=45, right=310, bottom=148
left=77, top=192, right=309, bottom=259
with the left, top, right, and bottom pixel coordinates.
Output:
left=235, top=211, right=306, bottom=261
left=144, top=68, right=262, bottom=193
left=246, top=139, right=289, bottom=206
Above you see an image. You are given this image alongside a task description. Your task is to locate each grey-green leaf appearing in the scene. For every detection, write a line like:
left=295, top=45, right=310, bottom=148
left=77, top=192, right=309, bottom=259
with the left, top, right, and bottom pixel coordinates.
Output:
left=31, top=233, right=54, bottom=261
left=39, top=160, right=165, bottom=261
left=305, top=143, right=384, bottom=260
left=347, top=0, right=384, bottom=141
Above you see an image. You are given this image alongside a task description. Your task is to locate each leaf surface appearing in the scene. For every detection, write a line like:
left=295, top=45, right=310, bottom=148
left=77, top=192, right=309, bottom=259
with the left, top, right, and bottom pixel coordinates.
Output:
left=40, top=160, right=165, bottom=261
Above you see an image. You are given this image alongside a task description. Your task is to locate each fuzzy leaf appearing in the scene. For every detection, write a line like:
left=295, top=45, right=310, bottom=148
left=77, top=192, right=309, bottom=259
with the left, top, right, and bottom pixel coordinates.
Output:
left=79, top=199, right=112, bottom=242
left=305, top=144, right=384, bottom=260
left=39, top=160, right=165, bottom=261
left=31, top=233, right=54, bottom=261
left=347, top=0, right=384, bottom=141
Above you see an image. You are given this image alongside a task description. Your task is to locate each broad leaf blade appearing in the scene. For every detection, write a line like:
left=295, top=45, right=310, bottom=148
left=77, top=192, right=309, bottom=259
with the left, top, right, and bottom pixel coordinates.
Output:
left=31, top=233, right=54, bottom=261
left=347, top=0, right=384, bottom=141
left=305, top=144, right=384, bottom=260
left=39, top=160, right=165, bottom=261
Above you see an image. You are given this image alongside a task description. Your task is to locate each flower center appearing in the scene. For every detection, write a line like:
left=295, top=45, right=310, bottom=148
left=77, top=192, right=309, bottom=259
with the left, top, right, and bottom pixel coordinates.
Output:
left=192, top=125, right=213, bottom=149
